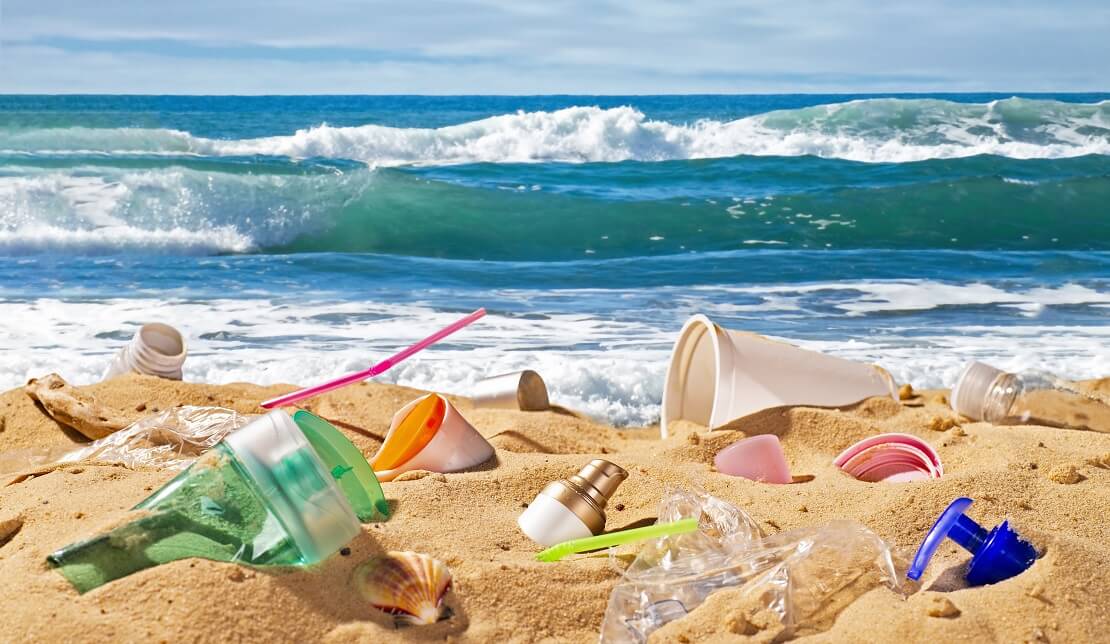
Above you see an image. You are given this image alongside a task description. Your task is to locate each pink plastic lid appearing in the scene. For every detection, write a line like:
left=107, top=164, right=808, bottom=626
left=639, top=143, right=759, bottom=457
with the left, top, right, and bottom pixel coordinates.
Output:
left=714, top=434, right=792, bottom=484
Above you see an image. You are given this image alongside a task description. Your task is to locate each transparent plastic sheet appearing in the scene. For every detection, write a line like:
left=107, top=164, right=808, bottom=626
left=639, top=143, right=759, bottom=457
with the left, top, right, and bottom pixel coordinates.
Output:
left=0, top=406, right=252, bottom=482
left=614, top=487, right=763, bottom=578
left=600, top=488, right=902, bottom=643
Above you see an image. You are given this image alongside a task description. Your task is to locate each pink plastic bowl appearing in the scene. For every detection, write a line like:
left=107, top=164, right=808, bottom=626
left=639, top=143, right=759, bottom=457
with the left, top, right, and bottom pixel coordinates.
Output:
left=833, top=433, right=943, bottom=483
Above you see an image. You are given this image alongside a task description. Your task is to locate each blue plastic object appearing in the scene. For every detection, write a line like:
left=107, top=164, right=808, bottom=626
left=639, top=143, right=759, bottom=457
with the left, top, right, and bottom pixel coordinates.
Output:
left=907, top=497, right=1037, bottom=586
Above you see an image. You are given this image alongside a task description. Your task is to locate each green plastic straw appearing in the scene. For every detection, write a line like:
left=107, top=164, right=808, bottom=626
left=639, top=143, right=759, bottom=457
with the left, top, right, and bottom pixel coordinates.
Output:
left=535, top=518, right=699, bottom=562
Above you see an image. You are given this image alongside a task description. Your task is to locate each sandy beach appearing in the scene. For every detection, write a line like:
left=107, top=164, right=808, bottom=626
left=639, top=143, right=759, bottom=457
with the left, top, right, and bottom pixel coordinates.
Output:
left=2, top=373, right=1108, bottom=642
left=4, top=1, right=1110, bottom=641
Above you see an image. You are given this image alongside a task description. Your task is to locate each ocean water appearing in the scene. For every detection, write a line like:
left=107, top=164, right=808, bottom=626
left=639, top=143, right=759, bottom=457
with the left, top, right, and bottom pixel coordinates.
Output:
left=1, top=94, right=1108, bottom=425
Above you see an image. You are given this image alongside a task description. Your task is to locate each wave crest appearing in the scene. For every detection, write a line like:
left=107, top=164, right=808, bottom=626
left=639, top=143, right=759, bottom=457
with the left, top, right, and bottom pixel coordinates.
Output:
left=3, top=97, right=1108, bottom=165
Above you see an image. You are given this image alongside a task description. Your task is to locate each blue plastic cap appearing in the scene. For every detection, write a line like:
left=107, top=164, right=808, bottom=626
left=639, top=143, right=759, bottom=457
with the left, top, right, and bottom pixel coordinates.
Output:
left=908, top=497, right=1037, bottom=586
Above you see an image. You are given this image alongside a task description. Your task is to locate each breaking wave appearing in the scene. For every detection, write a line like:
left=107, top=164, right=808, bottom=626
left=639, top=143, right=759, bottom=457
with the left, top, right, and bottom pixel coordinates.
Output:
left=2, top=98, right=1108, bottom=165
left=1, top=154, right=1108, bottom=257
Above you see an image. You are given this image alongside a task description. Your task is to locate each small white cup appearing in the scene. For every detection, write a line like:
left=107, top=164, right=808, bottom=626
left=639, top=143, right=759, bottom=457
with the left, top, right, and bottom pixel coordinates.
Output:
left=470, top=370, right=550, bottom=411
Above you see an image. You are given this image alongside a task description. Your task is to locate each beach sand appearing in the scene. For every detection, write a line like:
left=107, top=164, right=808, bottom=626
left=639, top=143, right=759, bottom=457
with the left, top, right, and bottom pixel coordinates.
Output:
left=2, top=373, right=1109, bottom=643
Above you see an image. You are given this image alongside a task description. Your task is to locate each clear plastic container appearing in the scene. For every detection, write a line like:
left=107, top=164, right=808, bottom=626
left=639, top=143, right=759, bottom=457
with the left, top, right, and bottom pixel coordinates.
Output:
left=951, top=362, right=1110, bottom=433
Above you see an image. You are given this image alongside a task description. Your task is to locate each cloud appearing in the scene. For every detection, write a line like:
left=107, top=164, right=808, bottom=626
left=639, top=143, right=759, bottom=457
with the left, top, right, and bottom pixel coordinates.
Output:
left=1, top=0, right=1107, bottom=93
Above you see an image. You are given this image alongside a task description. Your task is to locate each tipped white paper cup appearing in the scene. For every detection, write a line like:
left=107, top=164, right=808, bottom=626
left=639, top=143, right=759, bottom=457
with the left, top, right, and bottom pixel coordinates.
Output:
left=471, top=370, right=550, bottom=411
left=102, top=322, right=187, bottom=381
left=661, top=315, right=896, bottom=437
left=372, top=394, right=494, bottom=482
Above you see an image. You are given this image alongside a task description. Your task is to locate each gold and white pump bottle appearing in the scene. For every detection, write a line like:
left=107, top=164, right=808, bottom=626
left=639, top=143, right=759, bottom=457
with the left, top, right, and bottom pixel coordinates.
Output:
left=517, top=459, right=628, bottom=547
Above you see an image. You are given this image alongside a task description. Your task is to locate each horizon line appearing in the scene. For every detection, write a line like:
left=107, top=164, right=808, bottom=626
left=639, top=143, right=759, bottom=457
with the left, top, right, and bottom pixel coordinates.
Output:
left=3, top=90, right=1109, bottom=98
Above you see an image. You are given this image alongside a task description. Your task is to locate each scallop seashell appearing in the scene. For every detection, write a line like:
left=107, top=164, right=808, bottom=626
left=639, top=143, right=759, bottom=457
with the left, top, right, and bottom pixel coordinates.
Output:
left=354, top=551, right=452, bottom=625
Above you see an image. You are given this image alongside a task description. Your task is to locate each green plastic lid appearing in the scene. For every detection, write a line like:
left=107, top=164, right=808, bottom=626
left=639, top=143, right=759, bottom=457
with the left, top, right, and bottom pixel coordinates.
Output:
left=293, top=410, right=390, bottom=522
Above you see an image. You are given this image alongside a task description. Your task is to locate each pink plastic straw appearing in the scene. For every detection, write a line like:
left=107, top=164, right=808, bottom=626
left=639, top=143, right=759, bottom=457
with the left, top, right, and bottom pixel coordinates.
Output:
left=260, top=308, right=486, bottom=409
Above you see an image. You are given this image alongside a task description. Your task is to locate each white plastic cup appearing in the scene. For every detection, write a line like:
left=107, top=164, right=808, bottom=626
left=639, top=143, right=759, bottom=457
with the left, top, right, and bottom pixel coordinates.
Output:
left=102, top=323, right=187, bottom=381
left=470, top=370, right=550, bottom=411
left=661, top=315, right=896, bottom=437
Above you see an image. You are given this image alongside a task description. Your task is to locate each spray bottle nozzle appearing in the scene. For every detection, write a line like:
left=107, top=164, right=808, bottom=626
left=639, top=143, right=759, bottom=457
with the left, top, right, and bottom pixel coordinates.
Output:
left=908, top=497, right=1038, bottom=586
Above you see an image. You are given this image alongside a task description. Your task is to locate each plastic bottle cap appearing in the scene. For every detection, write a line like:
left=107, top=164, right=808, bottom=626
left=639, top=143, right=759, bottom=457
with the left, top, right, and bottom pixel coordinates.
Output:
left=714, top=434, right=792, bottom=483
left=908, top=497, right=1037, bottom=586
left=950, top=362, right=1006, bottom=421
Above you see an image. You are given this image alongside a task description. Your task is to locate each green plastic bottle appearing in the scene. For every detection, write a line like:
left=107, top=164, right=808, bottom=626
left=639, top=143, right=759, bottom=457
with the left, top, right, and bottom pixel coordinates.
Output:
left=48, top=410, right=388, bottom=593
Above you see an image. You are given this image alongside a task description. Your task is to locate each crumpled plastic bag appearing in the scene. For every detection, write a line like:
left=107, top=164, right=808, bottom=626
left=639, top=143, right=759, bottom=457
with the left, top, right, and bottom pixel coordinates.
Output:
left=600, top=487, right=902, bottom=643
left=0, top=406, right=252, bottom=481
left=613, top=487, right=763, bottom=578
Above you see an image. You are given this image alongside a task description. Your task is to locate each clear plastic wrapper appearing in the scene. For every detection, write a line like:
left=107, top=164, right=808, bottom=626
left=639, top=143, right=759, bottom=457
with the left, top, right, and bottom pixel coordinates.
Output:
left=0, top=406, right=252, bottom=481
left=600, top=488, right=902, bottom=643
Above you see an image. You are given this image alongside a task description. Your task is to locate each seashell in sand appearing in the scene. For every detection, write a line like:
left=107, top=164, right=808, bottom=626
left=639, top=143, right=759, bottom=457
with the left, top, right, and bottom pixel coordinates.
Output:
left=354, top=551, right=452, bottom=625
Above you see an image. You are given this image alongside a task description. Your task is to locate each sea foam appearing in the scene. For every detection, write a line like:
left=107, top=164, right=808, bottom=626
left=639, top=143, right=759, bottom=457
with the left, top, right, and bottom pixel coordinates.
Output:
left=2, top=282, right=1107, bottom=426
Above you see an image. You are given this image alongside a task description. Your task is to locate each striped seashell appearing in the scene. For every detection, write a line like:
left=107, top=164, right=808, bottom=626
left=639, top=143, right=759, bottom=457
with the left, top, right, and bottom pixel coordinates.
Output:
left=354, top=551, right=452, bottom=625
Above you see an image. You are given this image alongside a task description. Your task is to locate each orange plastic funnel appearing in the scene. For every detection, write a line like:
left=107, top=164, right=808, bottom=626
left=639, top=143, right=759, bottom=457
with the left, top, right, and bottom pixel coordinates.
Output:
left=371, top=395, right=445, bottom=471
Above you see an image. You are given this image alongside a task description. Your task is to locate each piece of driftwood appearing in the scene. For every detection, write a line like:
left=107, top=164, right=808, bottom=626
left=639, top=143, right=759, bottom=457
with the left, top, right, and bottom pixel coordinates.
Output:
left=25, top=374, right=130, bottom=440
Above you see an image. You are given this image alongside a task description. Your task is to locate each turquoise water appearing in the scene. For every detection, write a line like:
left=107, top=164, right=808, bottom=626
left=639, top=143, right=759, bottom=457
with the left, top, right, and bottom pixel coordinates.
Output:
left=1, top=94, right=1107, bottom=424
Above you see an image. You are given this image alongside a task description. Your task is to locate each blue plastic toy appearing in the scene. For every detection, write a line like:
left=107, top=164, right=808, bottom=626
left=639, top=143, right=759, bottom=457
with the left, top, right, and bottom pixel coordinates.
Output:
left=907, top=497, right=1037, bottom=586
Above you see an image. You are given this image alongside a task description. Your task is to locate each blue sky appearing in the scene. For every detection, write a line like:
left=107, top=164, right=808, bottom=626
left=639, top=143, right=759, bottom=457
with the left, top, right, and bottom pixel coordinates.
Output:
left=1, top=0, right=1107, bottom=94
